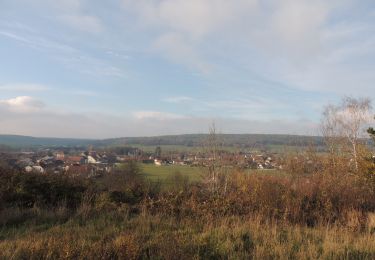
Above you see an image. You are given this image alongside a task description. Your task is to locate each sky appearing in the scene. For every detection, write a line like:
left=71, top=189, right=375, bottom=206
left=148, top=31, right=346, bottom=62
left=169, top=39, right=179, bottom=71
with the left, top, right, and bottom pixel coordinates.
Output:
left=0, top=0, right=375, bottom=138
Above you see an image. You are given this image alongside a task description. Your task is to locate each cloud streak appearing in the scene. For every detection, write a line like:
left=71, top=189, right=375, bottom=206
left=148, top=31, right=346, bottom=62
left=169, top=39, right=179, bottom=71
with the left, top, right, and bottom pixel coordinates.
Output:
left=58, top=14, right=104, bottom=34
left=0, top=83, right=51, bottom=92
left=0, top=97, right=318, bottom=138
left=133, top=111, right=186, bottom=120
left=0, top=29, right=125, bottom=78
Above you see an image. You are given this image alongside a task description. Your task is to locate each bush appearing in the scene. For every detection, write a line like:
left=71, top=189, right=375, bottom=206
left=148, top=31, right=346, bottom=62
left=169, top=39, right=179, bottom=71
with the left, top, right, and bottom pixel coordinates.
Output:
left=0, top=168, right=88, bottom=209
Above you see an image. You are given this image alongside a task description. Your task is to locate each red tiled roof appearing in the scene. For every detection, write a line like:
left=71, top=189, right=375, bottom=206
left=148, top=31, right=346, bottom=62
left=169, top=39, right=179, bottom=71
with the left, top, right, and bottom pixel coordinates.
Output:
left=66, top=156, right=82, bottom=163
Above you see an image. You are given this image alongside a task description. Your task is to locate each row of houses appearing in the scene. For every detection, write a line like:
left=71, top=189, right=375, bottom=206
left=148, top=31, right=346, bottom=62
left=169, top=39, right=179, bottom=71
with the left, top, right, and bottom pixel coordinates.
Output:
left=152, top=152, right=281, bottom=169
left=2, top=147, right=282, bottom=175
left=4, top=150, right=115, bottom=176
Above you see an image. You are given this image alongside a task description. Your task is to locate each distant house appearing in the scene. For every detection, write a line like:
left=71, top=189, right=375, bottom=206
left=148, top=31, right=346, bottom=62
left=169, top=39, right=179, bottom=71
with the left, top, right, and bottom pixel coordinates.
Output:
left=154, top=159, right=162, bottom=166
left=18, top=158, right=34, bottom=168
left=173, top=160, right=186, bottom=166
left=55, top=151, right=65, bottom=160
left=89, top=151, right=98, bottom=159
left=84, top=155, right=97, bottom=164
left=66, top=156, right=82, bottom=165
left=25, top=165, right=44, bottom=174
left=33, top=166, right=45, bottom=173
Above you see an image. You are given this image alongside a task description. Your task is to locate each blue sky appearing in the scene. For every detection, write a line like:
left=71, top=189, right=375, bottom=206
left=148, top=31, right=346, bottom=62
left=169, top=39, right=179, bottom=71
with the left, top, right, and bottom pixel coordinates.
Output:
left=0, top=0, right=374, bottom=138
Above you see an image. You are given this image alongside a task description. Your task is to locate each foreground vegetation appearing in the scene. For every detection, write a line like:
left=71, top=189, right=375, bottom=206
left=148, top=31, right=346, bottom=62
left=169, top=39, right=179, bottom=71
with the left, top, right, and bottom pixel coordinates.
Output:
left=1, top=156, right=375, bottom=259
left=1, top=208, right=375, bottom=259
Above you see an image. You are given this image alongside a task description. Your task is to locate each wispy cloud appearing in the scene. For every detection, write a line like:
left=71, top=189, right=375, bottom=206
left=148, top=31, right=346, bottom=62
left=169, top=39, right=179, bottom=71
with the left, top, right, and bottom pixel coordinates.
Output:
left=0, top=30, right=76, bottom=53
left=0, top=83, right=51, bottom=92
left=15, top=0, right=105, bottom=34
left=133, top=111, right=187, bottom=120
left=58, top=14, right=104, bottom=34
left=121, top=0, right=333, bottom=71
left=120, top=0, right=375, bottom=97
left=163, top=96, right=194, bottom=103
left=0, top=97, right=318, bottom=138
left=152, top=32, right=212, bottom=73
left=70, top=90, right=99, bottom=97
left=163, top=95, right=294, bottom=120
left=0, top=29, right=125, bottom=78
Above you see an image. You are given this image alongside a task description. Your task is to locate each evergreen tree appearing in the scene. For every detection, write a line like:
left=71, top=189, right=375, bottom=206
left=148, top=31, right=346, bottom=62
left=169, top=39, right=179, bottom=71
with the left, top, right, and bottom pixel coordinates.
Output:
left=368, top=128, right=375, bottom=140
left=155, top=146, right=162, bottom=158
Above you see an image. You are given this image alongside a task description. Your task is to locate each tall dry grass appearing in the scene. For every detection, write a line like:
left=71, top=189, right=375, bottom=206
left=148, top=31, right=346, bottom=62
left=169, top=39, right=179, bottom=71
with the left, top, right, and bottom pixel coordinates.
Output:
left=1, top=210, right=375, bottom=259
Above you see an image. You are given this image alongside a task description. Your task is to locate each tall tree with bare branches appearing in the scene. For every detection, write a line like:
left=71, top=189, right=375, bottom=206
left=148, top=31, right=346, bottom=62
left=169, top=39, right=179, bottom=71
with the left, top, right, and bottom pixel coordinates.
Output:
left=321, top=97, right=372, bottom=171
left=204, top=122, right=224, bottom=193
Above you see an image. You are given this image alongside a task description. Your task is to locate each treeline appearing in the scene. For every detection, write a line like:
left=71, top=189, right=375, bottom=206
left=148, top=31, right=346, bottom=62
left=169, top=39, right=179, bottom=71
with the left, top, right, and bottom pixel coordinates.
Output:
left=98, top=134, right=325, bottom=148
left=0, top=135, right=94, bottom=148
left=0, top=133, right=326, bottom=149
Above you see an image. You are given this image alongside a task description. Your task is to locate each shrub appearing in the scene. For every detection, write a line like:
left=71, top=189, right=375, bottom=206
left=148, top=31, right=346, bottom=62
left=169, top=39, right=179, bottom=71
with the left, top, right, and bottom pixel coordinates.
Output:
left=0, top=168, right=88, bottom=209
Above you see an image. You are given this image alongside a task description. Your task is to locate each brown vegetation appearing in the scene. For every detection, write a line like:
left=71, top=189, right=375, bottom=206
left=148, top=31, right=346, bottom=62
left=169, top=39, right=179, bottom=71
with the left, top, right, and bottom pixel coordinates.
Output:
left=1, top=152, right=375, bottom=259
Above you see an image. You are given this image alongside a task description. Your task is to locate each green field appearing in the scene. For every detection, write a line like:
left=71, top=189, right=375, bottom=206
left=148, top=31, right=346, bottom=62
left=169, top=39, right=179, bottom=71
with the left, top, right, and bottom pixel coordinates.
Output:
left=138, top=163, right=282, bottom=183
left=139, top=163, right=203, bottom=183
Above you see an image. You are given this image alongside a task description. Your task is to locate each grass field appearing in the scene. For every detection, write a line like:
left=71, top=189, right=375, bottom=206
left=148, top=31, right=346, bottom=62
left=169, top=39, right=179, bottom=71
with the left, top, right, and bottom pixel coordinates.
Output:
left=138, top=163, right=283, bottom=185
left=139, top=163, right=203, bottom=183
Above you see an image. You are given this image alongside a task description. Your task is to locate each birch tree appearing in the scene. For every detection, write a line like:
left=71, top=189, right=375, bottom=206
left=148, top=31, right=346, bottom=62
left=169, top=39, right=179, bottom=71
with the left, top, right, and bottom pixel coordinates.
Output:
left=321, top=97, right=372, bottom=171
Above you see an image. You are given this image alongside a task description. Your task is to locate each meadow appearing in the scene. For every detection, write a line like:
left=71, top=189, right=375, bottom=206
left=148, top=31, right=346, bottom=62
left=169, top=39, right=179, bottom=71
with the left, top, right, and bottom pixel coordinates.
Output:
left=132, top=163, right=278, bottom=186
left=139, top=163, right=203, bottom=183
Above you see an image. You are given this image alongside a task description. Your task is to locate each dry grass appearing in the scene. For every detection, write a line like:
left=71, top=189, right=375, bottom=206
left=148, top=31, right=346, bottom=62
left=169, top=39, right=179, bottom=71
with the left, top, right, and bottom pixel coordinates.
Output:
left=1, top=211, right=375, bottom=259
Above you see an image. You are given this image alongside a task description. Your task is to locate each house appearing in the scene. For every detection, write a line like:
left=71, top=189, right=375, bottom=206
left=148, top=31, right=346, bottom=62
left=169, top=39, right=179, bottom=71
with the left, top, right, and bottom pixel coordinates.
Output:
left=66, top=156, right=82, bottom=165
left=173, top=160, right=186, bottom=166
left=83, top=155, right=97, bottom=164
left=55, top=151, right=65, bottom=160
left=154, top=159, right=162, bottom=166
left=25, top=165, right=44, bottom=174
left=17, top=158, right=34, bottom=169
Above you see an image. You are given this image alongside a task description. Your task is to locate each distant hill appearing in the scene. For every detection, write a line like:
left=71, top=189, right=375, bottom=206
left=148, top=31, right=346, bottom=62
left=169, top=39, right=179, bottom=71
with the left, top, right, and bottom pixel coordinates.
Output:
left=0, top=134, right=325, bottom=149
left=97, top=134, right=325, bottom=148
left=0, top=135, right=94, bottom=148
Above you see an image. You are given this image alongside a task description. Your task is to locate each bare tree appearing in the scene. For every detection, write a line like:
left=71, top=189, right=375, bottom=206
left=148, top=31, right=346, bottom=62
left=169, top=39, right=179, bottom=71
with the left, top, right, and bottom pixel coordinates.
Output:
left=321, top=104, right=345, bottom=167
left=204, top=122, right=224, bottom=193
left=321, top=97, right=372, bottom=171
left=207, top=122, right=218, bottom=182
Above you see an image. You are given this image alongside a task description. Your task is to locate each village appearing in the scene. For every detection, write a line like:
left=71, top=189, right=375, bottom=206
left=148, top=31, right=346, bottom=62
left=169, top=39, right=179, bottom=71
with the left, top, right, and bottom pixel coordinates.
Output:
left=0, top=146, right=282, bottom=177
